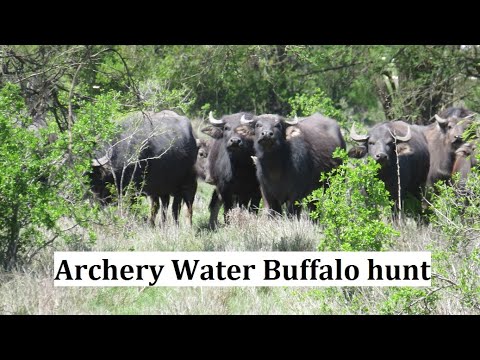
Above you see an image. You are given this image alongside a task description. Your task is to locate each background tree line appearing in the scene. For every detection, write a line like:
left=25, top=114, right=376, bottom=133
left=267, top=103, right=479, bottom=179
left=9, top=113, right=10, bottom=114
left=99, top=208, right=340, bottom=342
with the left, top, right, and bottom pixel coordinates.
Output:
left=2, top=45, right=480, bottom=128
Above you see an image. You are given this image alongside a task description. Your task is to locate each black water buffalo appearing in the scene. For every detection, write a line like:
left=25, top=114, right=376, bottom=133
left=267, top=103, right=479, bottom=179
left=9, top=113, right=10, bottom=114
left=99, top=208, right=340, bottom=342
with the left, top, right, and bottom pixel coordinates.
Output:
left=415, top=107, right=475, bottom=186
left=243, top=113, right=346, bottom=216
left=201, top=111, right=261, bottom=228
left=90, top=110, right=198, bottom=226
left=349, top=121, right=430, bottom=206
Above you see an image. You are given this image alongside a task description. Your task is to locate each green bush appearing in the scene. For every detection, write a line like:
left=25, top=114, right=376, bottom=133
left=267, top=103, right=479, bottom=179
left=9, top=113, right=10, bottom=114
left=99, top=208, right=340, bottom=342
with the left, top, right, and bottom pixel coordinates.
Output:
left=138, top=79, right=195, bottom=114
left=429, top=170, right=480, bottom=248
left=425, top=166, right=480, bottom=312
left=0, top=83, right=121, bottom=270
left=377, top=165, right=480, bottom=314
left=379, top=287, right=438, bottom=315
left=304, top=149, right=399, bottom=251
left=288, top=88, right=347, bottom=126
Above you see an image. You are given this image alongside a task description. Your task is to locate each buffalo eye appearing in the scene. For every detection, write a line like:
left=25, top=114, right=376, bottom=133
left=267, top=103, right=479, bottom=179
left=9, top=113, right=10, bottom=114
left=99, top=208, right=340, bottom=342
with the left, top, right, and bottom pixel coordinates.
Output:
left=256, top=123, right=262, bottom=128
left=224, top=125, right=230, bottom=131
left=369, top=141, right=375, bottom=145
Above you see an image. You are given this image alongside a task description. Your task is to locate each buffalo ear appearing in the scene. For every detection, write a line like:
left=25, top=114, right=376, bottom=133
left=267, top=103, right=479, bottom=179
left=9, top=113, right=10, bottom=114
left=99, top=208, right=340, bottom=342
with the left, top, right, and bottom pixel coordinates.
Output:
left=396, top=142, right=413, bottom=156
left=201, top=126, right=223, bottom=139
left=348, top=146, right=367, bottom=158
left=286, top=126, right=302, bottom=140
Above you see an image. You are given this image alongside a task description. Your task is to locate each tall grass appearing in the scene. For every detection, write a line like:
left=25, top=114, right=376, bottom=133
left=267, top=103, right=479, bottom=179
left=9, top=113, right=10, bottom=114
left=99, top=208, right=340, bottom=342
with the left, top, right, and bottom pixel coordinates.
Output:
left=1, top=183, right=478, bottom=315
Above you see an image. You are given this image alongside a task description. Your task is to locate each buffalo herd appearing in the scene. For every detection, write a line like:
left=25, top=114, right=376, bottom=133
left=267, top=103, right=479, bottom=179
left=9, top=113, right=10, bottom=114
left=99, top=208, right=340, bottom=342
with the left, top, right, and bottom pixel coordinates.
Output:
left=89, top=107, right=478, bottom=227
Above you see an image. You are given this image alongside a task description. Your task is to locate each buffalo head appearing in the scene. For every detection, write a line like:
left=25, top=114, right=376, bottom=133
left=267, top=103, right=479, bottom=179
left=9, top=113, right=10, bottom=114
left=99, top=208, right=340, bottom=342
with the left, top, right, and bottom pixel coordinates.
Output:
left=241, top=114, right=299, bottom=151
left=90, top=151, right=114, bottom=204
left=201, top=111, right=255, bottom=152
left=195, top=138, right=213, bottom=183
left=434, top=111, right=475, bottom=147
left=349, top=122, right=412, bottom=165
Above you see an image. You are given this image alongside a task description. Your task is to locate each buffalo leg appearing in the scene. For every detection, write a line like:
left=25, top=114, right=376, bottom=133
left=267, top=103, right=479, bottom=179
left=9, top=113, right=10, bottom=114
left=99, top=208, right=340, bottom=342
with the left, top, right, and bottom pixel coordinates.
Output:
left=268, top=200, right=283, bottom=217
left=249, top=194, right=261, bottom=214
left=238, top=195, right=249, bottom=210
left=160, top=195, right=170, bottom=224
left=149, top=195, right=160, bottom=227
left=287, top=201, right=301, bottom=220
left=182, top=190, right=196, bottom=227
left=223, top=193, right=234, bottom=224
left=261, top=187, right=282, bottom=217
left=208, top=190, right=222, bottom=229
left=172, top=195, right=182, bottom=225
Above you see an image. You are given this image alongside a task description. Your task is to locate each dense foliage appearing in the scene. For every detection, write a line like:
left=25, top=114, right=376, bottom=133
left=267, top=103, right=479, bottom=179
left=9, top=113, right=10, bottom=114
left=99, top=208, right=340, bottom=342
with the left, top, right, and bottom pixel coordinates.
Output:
left=304, top=149, right=399, bottom=251
left=2, top=45, right=480, bottom=123
left=0, top=84, right=121, bottom=270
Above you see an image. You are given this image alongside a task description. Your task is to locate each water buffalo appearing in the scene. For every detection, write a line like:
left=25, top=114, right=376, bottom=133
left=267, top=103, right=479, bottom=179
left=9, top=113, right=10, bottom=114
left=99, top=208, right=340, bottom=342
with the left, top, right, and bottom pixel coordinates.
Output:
left=201, top=111, right=261, bottom=228
left=349, top=121, right=430, bottom=207
left=243, top=113, right=346, bottom=216
left=415, top=107, right=475, bottom=186
left=452, top=141, right=478, bottom=189
left=195, top=138, right=213, bottom=183
left=90, top=110, right=198, bottom=226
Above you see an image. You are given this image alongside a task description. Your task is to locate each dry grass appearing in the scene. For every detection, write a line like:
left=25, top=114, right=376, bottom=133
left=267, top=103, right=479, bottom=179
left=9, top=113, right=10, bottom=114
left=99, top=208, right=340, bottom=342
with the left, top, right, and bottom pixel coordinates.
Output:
left=0, top=182, right=478, bottom=315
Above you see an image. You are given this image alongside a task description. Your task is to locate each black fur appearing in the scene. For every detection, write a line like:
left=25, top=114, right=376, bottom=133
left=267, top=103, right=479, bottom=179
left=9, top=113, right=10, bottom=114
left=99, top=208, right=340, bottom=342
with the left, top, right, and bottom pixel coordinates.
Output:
left=350, top=121, right=430, bottom=205
left=90, top=110, right=198, bottom=226
left=252, top=113, right=346, bottom=216
left=201, top=112, right=261, bottom=228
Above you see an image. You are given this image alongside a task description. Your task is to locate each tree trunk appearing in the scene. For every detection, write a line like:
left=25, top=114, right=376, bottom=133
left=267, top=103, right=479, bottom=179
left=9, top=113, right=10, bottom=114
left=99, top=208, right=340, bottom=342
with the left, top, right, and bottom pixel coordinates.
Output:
left=5, top=205, right=20, bottom=271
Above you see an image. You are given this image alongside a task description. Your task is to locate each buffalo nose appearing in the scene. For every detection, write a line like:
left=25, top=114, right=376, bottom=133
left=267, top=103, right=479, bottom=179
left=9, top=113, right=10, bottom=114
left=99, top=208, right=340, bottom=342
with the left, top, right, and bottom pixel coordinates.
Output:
left=229, top=137, right=242, bottom=146
left=262, top=130, right=274, bottom=137
left=453, top=135, right=462, bottom=143
left=374, top=153, right=387, bottom=161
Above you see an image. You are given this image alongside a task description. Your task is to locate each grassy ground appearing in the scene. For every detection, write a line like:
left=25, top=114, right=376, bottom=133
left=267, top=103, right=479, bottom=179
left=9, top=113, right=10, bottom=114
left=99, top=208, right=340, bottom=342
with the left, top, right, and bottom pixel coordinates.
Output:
left=0, top=180, right=478, bottom=315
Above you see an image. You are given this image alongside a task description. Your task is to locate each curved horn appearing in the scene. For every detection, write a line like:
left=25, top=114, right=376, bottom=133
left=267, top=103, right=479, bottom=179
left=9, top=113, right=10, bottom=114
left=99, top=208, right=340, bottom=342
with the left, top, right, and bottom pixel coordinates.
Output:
left=393, top=125, right=411, bottom=142
left=350, top=123, right=369, bottom=142
left=435, top=114, right=448, bottom=124
left=285, top=116, right=299, bottom=125
left=240, top=114, right=254, bottom=124
left=208, top=111, right=224, bottom=126
left=92, top=155, right=110, bottom=167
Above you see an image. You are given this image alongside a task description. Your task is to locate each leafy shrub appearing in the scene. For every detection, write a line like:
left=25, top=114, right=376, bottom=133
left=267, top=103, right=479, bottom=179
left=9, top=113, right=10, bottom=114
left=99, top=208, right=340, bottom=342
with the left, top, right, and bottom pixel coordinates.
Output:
left=379, top=287, right=438, bottom=315
left=425, top=166, right=480, bottom=313
left=288, top=88, right=347, bottom=126
left=0, top=83, right=121, bottom=270
left=429, top=171, right=480, bottom=249
left=304, top=149, right=399, bottom=251
left=138, top=79, right=195, bottom=114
